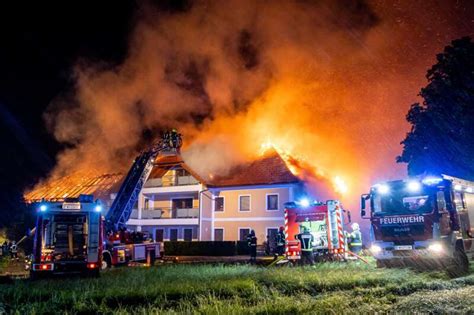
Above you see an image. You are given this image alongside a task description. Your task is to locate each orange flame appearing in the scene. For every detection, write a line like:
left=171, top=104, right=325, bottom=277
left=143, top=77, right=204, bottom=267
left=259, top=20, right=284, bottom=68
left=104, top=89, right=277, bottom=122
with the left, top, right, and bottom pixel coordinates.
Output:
left=259, top=141, right=349, bottom=196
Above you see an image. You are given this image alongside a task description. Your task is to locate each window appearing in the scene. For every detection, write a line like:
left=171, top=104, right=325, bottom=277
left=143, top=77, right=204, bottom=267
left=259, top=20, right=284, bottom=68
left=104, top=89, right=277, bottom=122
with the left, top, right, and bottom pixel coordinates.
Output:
left=183, top=228, right=193, bottom=241
left=239, top=228, right=250, bottom=241
left=267, top=194, right=279, bottom=210
left=215, top=197, right=224, bottom=212
left=214, top=228, right=224, bottom=241
left=169, top=229, right=178, bottom=241
left=239, top=195, right=251, bottom=211
left=436, top=191, right=446, bottom=211
left=172, top=198, right=193, bottom=209
left=155, top=229, right=164, bottom=242
left=267, top=228, right=279, bottom=243
left=454, top=192, right=465, bottom=211
left=144, top=198, right=150, bottom=210
left=175, top=168, right=190, bottom=177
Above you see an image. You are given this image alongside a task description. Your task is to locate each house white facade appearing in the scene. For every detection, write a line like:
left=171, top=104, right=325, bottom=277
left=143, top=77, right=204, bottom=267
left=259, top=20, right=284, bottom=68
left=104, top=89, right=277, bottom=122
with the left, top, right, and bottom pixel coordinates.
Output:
left=127, top=152, right=303, bottom=244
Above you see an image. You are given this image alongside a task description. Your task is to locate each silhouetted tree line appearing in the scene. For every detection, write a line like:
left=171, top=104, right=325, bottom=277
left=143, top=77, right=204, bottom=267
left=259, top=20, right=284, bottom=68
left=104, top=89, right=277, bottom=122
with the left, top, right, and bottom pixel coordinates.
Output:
left=398, top=37, right=474, bottom=179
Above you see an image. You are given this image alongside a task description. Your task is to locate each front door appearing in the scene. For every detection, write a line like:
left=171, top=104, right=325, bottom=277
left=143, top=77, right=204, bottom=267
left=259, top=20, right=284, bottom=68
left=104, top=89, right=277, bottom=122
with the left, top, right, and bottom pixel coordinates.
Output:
left=183, top=228, right=193, bottom=241
left=267, top=228, right=278, bottom=250
left=155, top=229, right=164, bottom=242
left=169, top=229, right=178, bottom=241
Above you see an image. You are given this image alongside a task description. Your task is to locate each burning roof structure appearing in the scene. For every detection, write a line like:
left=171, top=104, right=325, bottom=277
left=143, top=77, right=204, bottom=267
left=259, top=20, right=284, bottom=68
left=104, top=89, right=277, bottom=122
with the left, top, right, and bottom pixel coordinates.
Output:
left=25, top=148, right=306, bottom=204
left=206, top=153, right=300, bottom=187
left=24, top=172, right=124, bottom=203
left=146, top=149, right=300, bottom=188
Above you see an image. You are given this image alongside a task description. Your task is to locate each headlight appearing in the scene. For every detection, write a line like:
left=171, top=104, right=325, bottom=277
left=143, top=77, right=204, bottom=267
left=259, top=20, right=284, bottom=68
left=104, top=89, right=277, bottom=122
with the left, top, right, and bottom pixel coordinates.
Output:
left=377, top=184, right=390, bottom=194
left=370, top=244, right=382, bottom=254
left=428, top=243, right=443, bottom=253
left=407, top=181, right=421, bottom=192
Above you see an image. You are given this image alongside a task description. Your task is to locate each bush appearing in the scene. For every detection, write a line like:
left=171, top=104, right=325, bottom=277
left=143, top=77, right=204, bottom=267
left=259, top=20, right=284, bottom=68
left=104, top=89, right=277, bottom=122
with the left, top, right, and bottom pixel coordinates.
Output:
left=164, top=241, right=237, bottom=256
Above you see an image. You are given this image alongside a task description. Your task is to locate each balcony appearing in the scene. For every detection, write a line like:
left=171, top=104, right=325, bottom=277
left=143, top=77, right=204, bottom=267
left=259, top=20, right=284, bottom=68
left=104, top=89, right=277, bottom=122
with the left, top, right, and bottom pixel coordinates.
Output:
left=127, top=207, right=200, bottom=226
left=130, top=207, right=199, bottom=219
left=144, top=175, right=199, bottom=188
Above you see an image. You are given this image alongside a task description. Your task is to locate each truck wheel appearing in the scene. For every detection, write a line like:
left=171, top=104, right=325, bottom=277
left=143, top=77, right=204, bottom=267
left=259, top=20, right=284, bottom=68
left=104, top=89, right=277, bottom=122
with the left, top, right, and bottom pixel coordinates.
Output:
left=29, top=270, right=46, bottom=281
left=376, top=260, right=386, bottom=268
left=87, top=269, right=100, bottom=278
left=446, top=248, right=469, bottom=278
left=29, top=270, right=39, bottom=281
left=101, top=254, right=112, bottom=270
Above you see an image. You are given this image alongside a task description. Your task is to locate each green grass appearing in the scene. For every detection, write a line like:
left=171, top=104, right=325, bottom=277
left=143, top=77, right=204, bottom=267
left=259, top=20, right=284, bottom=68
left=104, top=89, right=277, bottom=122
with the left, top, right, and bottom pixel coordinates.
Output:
left=1, top=262, right=473, bottom=314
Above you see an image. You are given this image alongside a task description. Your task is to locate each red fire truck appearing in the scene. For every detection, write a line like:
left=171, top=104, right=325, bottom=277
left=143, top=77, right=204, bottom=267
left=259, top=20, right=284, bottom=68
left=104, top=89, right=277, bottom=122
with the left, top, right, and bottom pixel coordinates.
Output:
left=29, top=131, right=181, bottom=278
left=30, top=195, right=104, bottom=278
left=30, top=195, right=160, bottom=278
left=284, top=199, right=347, bottom=262
left=361, top=175, right=474, bottom=275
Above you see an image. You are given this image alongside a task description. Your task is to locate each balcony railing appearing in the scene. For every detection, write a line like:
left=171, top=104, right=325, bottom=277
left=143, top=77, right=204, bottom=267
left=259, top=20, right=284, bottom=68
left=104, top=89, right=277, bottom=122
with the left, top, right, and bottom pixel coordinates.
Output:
left=130, top=207, right=199, bottom=219
left=143, top=175, right=200, bottom=188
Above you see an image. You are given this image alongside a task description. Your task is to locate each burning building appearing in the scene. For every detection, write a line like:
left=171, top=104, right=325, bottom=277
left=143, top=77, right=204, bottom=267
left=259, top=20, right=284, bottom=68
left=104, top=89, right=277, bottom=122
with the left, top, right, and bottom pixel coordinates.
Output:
left=25, top=148, right=311, bottom=244
left=128, top=149, right=303, bottom=243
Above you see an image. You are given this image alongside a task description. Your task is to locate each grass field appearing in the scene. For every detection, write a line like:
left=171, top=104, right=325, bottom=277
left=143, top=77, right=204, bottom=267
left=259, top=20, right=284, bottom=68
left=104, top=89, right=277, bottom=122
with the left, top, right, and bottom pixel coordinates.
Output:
left=1, top=262, right=474, bottom=314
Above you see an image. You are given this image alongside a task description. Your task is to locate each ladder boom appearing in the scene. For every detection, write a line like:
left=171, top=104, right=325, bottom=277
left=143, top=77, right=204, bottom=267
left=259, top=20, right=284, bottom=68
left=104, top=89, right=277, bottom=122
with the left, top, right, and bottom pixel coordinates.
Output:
left=105, top=130, right=182, bottom=233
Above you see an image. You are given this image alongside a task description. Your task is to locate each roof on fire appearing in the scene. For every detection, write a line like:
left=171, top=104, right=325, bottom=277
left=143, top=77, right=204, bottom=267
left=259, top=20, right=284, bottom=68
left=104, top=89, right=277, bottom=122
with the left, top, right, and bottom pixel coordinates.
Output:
left=24, top=151, right=300, bottom=202
left=205, top=153, right=300, bottom=187
left=24, top=172, right=124, bottom=203
left=149, top=150, right=300, bottom=188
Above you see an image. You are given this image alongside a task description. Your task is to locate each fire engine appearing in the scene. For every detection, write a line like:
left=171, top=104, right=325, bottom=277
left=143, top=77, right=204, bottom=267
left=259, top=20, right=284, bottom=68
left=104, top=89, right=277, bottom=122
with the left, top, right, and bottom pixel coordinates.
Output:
left=284, top=199, right=347, bottom=262
left=30, top=131, right=181, bottom=278
left=361, top=175, right=474, bottom=275
left=30, top=195, right=103, bottom=277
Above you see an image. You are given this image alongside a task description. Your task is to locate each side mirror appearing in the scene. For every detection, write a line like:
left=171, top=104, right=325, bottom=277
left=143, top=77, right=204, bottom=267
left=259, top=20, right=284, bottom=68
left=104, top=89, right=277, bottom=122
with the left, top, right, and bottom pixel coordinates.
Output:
left=360, top=194, right=369, bottom=218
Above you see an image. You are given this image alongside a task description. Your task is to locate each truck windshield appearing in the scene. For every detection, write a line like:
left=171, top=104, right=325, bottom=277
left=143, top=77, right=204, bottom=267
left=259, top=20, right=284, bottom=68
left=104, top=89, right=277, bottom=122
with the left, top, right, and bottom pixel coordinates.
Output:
left=372, top=183, right=434, bottom=215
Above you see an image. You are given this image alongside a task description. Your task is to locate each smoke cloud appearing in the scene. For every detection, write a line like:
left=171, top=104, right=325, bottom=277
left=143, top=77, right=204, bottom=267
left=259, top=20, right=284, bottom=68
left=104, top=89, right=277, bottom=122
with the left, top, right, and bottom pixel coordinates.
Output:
left=39, top=0, right=473, bottom=210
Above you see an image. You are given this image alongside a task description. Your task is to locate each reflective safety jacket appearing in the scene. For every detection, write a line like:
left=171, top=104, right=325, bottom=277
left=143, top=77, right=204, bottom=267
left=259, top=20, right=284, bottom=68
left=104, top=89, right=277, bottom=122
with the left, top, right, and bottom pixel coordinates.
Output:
left=247, top=234, right=257, bottom=247
left=296, top=232, right=314, bottom=251
left=349, top=230, right=362, bottom=247
left=276, top=231, right=285, bottom=246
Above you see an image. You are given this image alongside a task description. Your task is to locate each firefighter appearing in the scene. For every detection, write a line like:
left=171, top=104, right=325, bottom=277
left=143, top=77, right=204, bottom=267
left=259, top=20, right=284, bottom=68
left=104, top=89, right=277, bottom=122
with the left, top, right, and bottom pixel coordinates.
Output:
left=247, top=230, right=257, bottom=263
left=162, top=131, right=171, bottom=150
left=1, top=241, right=7, bottom=257
left=296, top=226, right=314, bottom=265
left=275, top=226, right=285, bottom=258
left=347, top=222, right=362, bottom=254
left=170, top=128, right=182, bottom=149
left=10, top=241, right=18, bottom=261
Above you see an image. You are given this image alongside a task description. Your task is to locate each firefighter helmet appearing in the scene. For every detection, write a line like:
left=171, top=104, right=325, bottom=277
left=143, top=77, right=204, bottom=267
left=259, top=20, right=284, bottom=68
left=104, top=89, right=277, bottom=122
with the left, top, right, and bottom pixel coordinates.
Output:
left=351, top=222, right=360, bottom=231
left=279, top=226, right=284, bottom=232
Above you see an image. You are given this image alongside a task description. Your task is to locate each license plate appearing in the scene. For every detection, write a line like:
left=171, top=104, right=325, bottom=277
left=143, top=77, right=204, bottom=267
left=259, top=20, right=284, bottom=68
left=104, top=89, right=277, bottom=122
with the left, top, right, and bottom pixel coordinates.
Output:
left=394, top=245, right=412, bottom=250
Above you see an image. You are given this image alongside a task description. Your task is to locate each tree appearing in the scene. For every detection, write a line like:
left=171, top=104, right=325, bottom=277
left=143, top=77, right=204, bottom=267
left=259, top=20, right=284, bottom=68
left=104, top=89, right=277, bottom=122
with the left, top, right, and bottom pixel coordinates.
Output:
left=397, top=37, right=474, bottom=179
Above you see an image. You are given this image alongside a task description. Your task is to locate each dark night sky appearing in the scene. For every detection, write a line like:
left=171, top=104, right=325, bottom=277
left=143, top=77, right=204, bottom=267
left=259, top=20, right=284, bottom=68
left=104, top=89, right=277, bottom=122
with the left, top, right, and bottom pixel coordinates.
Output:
left=0, top=2, right=139, bottom=220
left=0, top=1, right=193, bottom=222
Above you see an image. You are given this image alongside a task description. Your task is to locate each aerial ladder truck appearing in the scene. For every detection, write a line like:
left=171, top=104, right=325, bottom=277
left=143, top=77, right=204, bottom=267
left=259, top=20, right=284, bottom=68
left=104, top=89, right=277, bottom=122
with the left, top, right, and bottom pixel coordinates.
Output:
left=29, top=131, right=182, bottom=278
